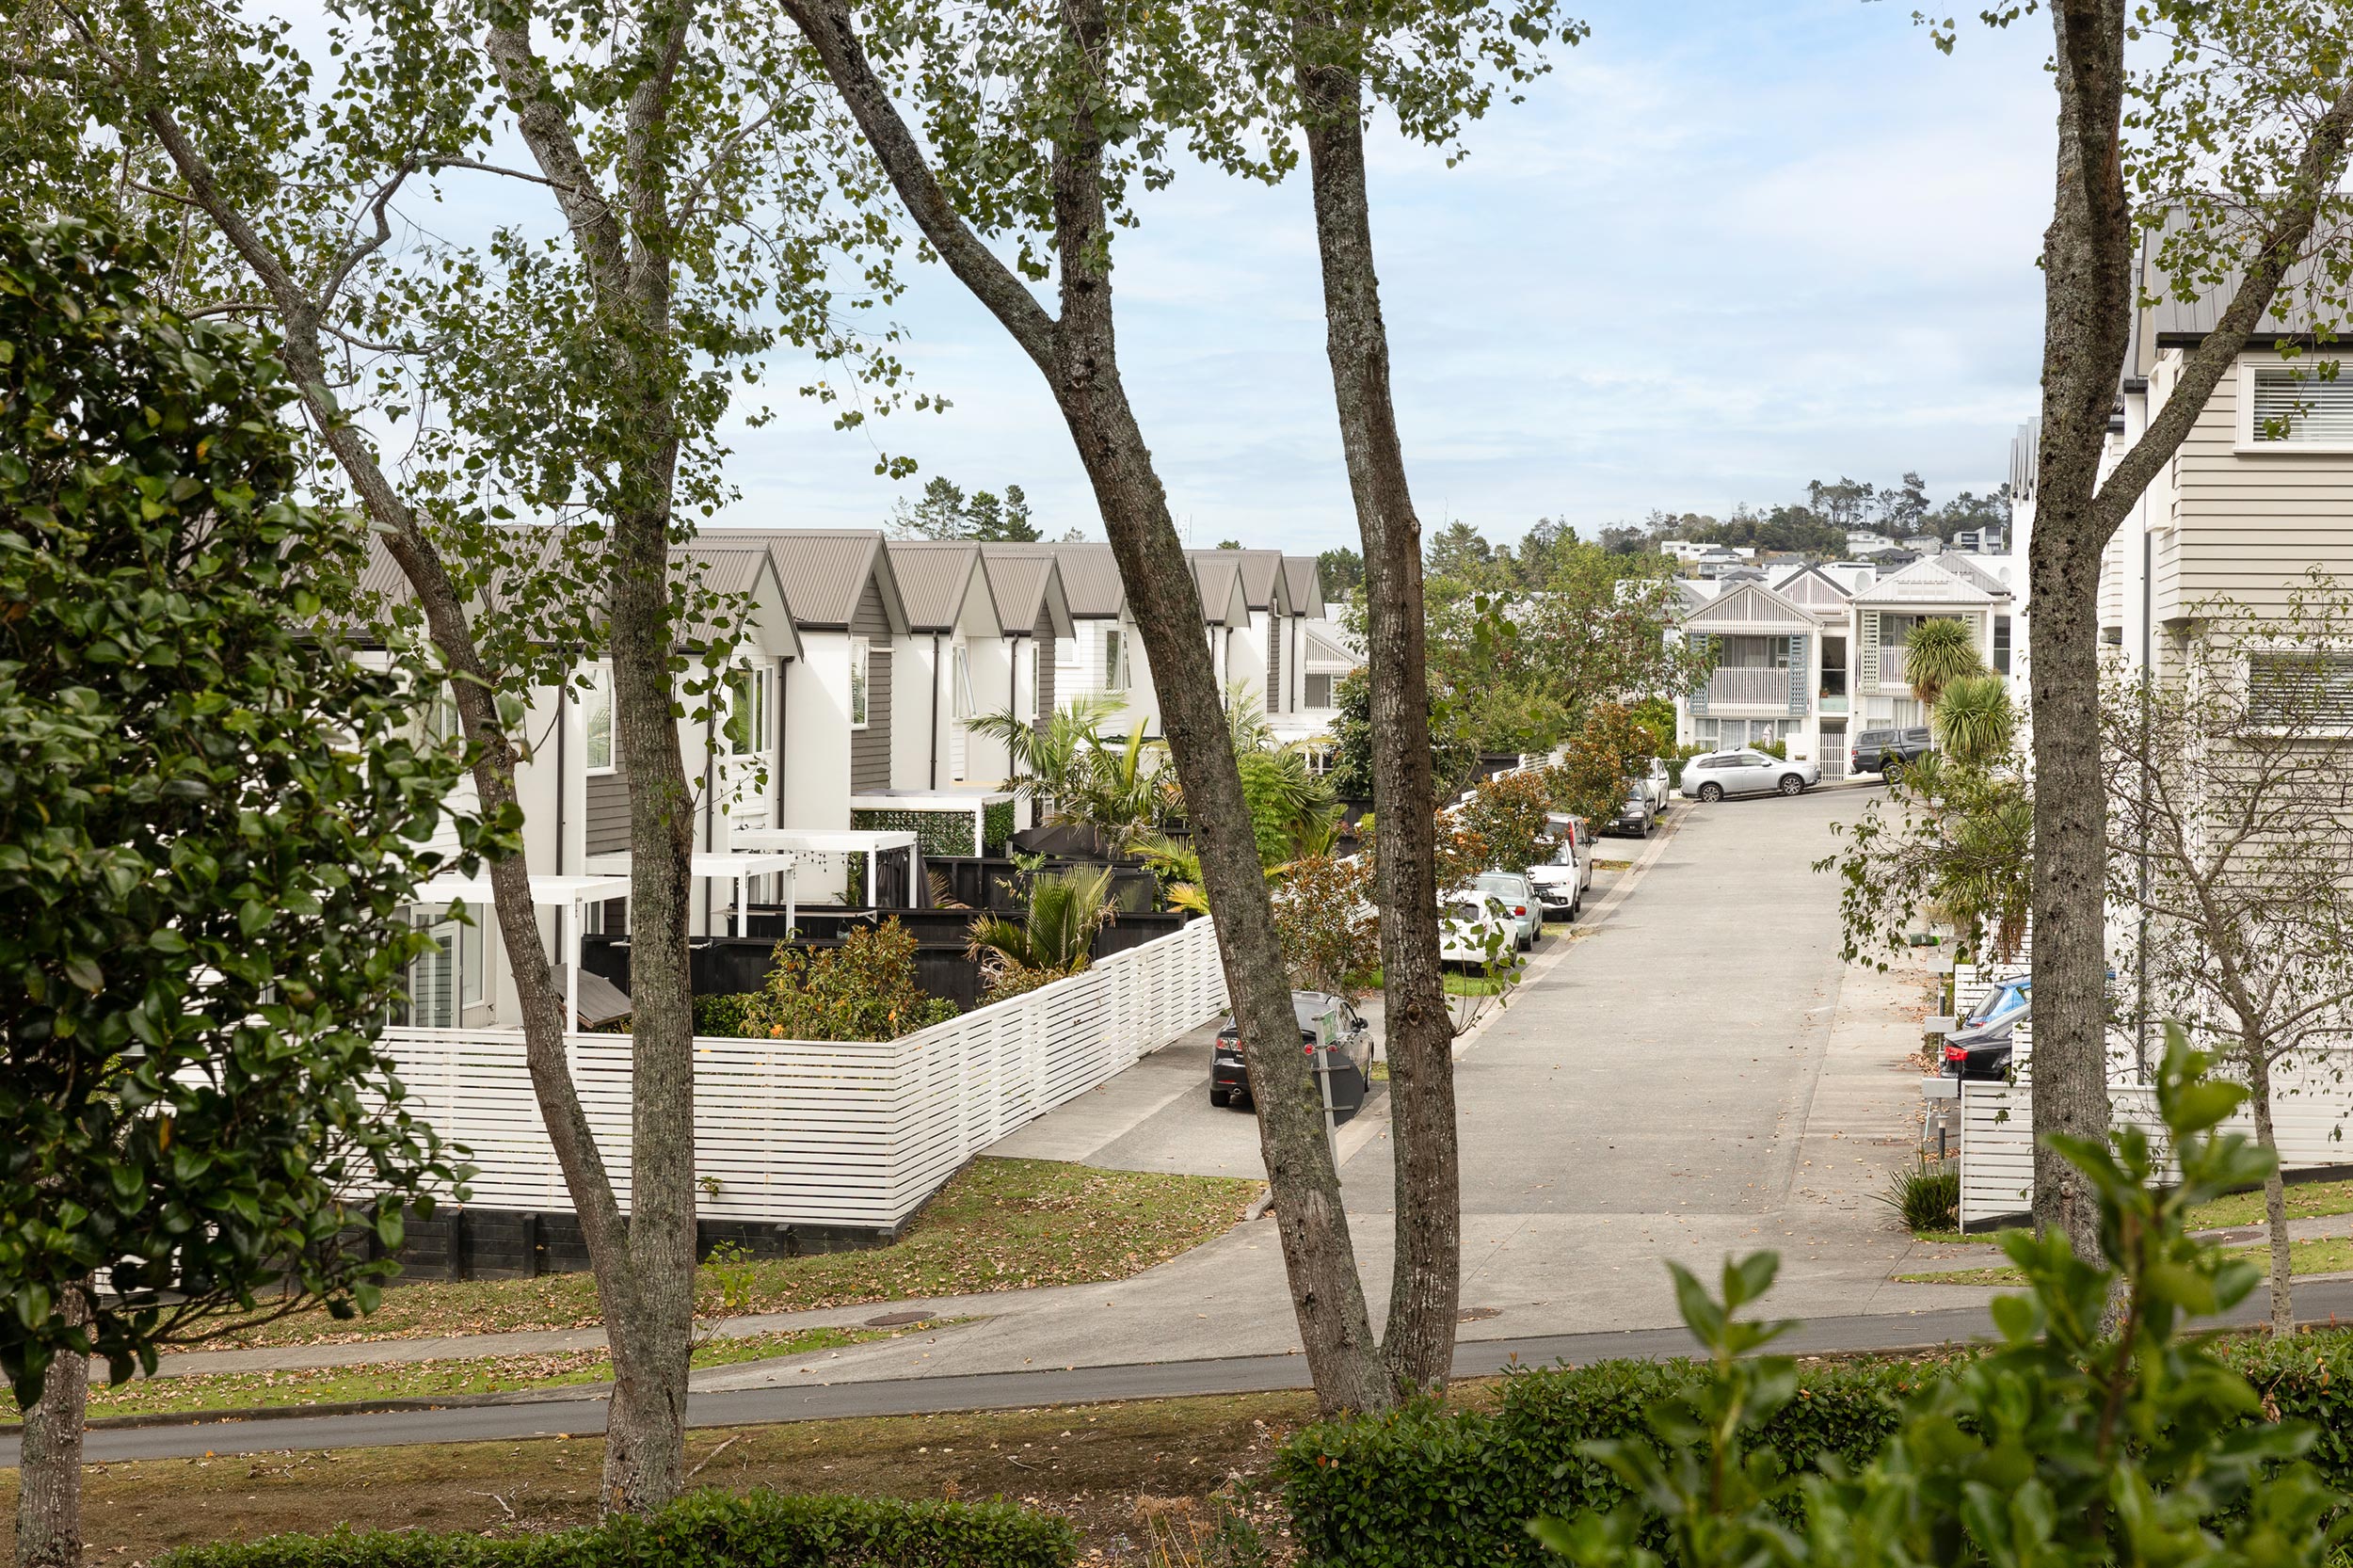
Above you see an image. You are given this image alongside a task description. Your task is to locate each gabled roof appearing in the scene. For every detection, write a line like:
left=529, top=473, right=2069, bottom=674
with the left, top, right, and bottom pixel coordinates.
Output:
left=1048, top=543, right=1126, bottom=618
left=671, top=543, right=804, bottom=658
left=1769, top=564, right=1857, bottom=617
left=1282, top=556, right=1327, bottom=618
left=1682, top=580, right=1816, bottom=634
left=707, top=528, right=910, bottom=632
left=977, top=547, right=1076, bottom=639
left=1929, top=552, right=2011, bottom=599
left=884, top=540, right=985, bottom=632
left=1190, top=552, right=1251, bottom=628
left=1851, top=553, right=1998, bottom=609
left=1216, top=548, right=1290, bottom=614
left=1304, top=619, right=1365, bottom=667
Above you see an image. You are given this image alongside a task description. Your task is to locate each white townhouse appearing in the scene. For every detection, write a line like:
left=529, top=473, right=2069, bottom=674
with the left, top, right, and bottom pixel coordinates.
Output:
left=1844, top=553, right=2016, bottom=739
left=886, top=540, right=1011, bottom=792
left=1212, top=549, right=1292, bottom=720
left=1044, top=542, right=1251, bottom=738
left=1674, top=571, right=1849, bottom=771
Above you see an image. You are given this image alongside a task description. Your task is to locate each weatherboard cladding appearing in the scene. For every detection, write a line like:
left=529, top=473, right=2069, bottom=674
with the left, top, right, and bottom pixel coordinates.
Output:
left=1033, top=600, right=1058, bottom=716
left=852, top=579, right=893, bottom=792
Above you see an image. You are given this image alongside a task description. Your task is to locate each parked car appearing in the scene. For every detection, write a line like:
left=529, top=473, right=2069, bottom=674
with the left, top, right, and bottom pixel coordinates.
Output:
left=1851, top=726, right=1934, bottom=781
left=1210, top=990, right=1372, bottom=1110
left=1609, top=789, right=1657, bottom=838
left=1528, top=815, right=1591, bottom=920
left=1680, top=749, right=1820, bottom=803
left=1943, top=1003, right=2025, bottom=1080
left=1470, top=870, right=1542, bottom=951
left=1963, top=975, right=2030, bottom=1032
left=1637, top=758, right=1673, bottom=813
left=1439, top=893, right=1516, bottom=967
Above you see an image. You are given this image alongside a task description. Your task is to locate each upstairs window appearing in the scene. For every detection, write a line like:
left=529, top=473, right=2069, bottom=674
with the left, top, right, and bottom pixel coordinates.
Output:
left=2249, top=649, right=2353, bottom=730
left=2249, top=362, right=2353, bottom=446
left=1104, top=627, right=1130, bottom=692
left=584, top=664, right=616, bottom=773
left=952, top=642, right=975, bottom=720
left=848, top=636, right=871, bottom=728
left=724, top=663, right=773, bottom=757
left=1305, top=673, right=1334, bottom=708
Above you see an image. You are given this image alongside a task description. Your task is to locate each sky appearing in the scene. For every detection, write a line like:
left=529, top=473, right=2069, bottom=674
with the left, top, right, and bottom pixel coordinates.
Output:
left=715, top=0, right=2059, bottom=556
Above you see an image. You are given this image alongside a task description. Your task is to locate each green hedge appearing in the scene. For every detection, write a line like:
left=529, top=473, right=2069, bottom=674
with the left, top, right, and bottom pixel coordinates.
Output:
left=160, top=1490, right=1076, bottom=1568
left=982, top=798, right=1016, bottom=856
left=1276, top=1358, right=1920, bottom=1567
left=851, top=808, right=980, bottom=861
left=1278, top=1336, right=2353, bottom=1566
left=694, top=993, right=761, bottom=1037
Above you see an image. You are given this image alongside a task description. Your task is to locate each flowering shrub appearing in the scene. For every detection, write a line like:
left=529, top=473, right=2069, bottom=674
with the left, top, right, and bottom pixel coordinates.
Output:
left=1272, top=854, right=1380, bottom=998
left=746, top=920, right=958, bottom=1041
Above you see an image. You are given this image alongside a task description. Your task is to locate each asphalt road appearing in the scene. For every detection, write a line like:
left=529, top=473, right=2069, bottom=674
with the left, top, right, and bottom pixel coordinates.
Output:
left=28, top=1277, right=2353, bottom=1465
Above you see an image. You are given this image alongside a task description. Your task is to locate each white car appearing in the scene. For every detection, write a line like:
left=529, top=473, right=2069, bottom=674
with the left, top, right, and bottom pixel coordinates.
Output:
left=1637, top=758, right=1673, bottom=812
left=1527, top=816, right=1591, bottom=920
left=1681, top=748, right=1821, bottom=802
left=1438, top=894, right=1515, bottom=967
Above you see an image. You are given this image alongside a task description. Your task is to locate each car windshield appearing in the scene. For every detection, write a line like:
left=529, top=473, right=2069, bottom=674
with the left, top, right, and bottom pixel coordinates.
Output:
left=1474, top=872, right=1526, bottom=893
left=1540, top=842, right=1577, bottom=866
left=1289, top=996, right=1336, bottom=1029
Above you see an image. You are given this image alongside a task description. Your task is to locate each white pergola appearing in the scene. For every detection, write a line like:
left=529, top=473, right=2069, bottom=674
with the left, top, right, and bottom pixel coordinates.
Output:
left=584, top=850, right=812, bottom=937
left=728, top=828, right=922, bottom=929
left=409, top=872, right=633, bottom=1032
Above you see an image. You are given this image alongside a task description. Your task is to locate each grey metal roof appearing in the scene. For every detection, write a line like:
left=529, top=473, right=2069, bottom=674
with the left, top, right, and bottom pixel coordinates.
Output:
left=2130, top=209, right=2343, bottom=378
left=1282, top=556, right=1326, bottom=617
left=1190, top=552, right=1248, bottom=627
left=1224, top=549, right=1289, bottom=613
left=701, top=528, right=908, bottom=632
left=978, top=547, right=1075, bottom=638
left=1929, top=552, right=2011, bottom=600
left=884, top=540, right=984, bottom=632
left=1048, top=543, right=1128, bottom=618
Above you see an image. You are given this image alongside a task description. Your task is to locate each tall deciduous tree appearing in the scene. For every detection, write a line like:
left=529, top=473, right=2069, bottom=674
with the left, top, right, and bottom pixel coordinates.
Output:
left=0, top=222, right=483, bottom=1567
left=1935, top=0, right=2353, bottom=1256
left=10, top=0, right=902, bottom=1506
left=777, top=0, right=1397, bottom=1410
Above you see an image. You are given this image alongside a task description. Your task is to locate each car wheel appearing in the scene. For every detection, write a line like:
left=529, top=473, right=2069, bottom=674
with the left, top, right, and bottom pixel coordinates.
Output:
left=1778, top=774, right=1804, bottom=796
left=1882, top=760, right=1905, bottom=785
left=1210, top=1088, right=1230, bottom=1108
left=1697, top=781, right=1723, bottom=803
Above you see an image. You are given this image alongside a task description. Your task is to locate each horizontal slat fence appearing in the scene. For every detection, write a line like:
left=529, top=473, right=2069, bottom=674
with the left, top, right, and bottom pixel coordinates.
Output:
left=1961, top=1064, right=2353, bottom=1228
left=380, top=917, right=1228, bottom=1230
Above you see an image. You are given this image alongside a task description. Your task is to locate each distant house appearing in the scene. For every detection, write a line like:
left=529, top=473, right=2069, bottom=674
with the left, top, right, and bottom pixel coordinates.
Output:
left=1952, top=523, right=2007, bottom=554
left=1675, top=567, right=1854, bottom=771
left=1901, top=534, right=1944, bottom=555
left=1847, top=554, right=2015, bottom=732
left=1846, top=529, right=1896, bottom=553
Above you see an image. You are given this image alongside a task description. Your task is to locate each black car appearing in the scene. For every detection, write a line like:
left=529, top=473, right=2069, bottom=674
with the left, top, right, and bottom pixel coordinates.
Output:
left=1942, top=1009, right=2021, bottom=1082
left=1851, top=726, right=1935, bottom=781
left=1211, top=991, right=1374, bottom=1113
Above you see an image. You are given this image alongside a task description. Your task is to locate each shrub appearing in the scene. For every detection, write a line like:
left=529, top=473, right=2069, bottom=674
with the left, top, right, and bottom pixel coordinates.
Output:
left=693, top=993, right=763, bottom=1038
left=1456, top=770, right=1557, bottom=874
left=747, top=920, right=958, bottom=1041
left=1876, top=1154, right=1959, bottom=1232
left=158, top=1489, right=1076, bottom=1568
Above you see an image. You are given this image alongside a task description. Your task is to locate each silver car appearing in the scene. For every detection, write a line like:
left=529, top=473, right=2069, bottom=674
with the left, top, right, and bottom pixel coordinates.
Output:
left=1681, top=748, right=1820, bottom=802
left=1470, top=870, right=1542, bottom=951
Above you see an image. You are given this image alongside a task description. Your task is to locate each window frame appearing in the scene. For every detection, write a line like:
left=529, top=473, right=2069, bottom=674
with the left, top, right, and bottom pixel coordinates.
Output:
left=951, top=639, right=975, bottom=721
left=583, top=663, right=616, bottom=775
left=2243, top=643, right=2353, bottom=736
left=2237, top=354, right=2353, bottom=454
left=848, top=635, right=871, bottom=729
left=1103, top=626, right=1129, bottom=693
left=1304, top=671, right=1334, bottom=709
left=722, top=660, right=773, bottom=759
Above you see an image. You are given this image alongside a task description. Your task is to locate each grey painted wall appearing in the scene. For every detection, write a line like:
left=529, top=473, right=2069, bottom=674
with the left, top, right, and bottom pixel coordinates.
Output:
left=852, top=579, right=893, bottom=792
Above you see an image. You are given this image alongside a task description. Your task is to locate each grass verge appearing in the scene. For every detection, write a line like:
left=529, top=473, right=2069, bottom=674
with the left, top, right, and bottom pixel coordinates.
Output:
left=0, top=1386, right=1476, bottom=1563
left=1364, top=967, right=1517, bottom=998
left=194, top=1159, right=1257, bottom=1352
left=1911, top=1178, right=2353, bottom=1247
left=1899, top=1235, right=2353, bottom=1288
left=0, top=1325, right=918, bottom=1424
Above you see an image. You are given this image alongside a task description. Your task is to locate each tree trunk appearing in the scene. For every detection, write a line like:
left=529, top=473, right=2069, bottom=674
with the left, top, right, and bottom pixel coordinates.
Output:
left=14, top=1288, right=90, bottom=1568
left=2026, top=0, right=2133, bottom=1263
left=2247, top=1049, right=2295, bottom=1336
left=1292, top=20, right=1459, bottom=1397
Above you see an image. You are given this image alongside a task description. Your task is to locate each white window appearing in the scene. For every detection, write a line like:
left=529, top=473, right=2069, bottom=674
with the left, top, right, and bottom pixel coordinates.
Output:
left=2249, top=649, right=2353, bottom=730
left=2245, top=361, right=2353, bottom=448
left=584, top=664, right=616, bottom=774
left=460, top=912, right=486, bottom=1008
left=1104, top=627, right=1129, bottom=692
left=1305, top=673, right=1334, bottom=708
left=724, top=663, right=773, bottom=757
left=952, top=641, right=975, bottom=720
left=848, top=636, right=871, bottom=728
left=406, top=918, right=458, bottom=1029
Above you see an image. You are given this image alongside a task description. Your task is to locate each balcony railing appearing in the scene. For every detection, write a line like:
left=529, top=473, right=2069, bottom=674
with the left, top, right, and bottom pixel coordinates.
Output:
left=1879, top=646, right=1909, bottom=685
left=1703, top=666, right=1795, bottom=707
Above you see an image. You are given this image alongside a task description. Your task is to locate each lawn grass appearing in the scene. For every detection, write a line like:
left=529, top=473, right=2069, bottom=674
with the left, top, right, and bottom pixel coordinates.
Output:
left=1, top=1324, right=907, bottom=1423
left=1909, top=1179, right=2353, bottom=1247
left=1898, top=1235, right=2353, bottom=1288
left=1364, top=967, right=1517, bottom=998
left=196, top=1159, right=1259, bottom=1352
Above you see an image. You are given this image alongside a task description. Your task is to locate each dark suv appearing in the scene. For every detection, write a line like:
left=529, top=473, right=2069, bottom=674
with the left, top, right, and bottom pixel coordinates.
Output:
left=1850, top=726, right=1934, bottom=781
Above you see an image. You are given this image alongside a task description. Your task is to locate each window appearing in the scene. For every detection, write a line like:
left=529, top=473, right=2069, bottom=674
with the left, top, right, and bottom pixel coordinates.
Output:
left=1104, top=628, right=1129, bottom=692
left=848, top=636, right=871, bottom=728
left=1718, top=634, right=1792, bottom=671
left=2249, top=649, right=2353, bottom=729
left=1878, top=614, right=1919, bottom=649
left=404, top=918, right=458, bottom=1029
left=2248, top=362, right=2353, bottom=447
left=952, top=642, right=975, bottom=720
left=460, top=912, right=486, bottom=1008
left=1993, top=616, right=2012, bottom=676
left=724, top=663, right=773, bottom=757
left=584, top=664, right=616, bottom=773
left=1305, top=672, right=1334, bottom=708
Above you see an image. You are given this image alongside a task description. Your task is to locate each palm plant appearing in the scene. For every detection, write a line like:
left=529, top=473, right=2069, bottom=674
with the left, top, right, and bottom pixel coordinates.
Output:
left=1901, top=616, right=1985, bottom=710
left=1931, top=673, right=2015, bottom=767
left=968, top=696, right=1169, bottom=856
left=966, top=866, right=1118, bottom=997
left=1135, top=835, right=1210, bottom=915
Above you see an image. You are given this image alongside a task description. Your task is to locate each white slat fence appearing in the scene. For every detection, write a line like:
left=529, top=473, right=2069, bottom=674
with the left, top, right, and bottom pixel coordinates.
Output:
left=378, top=917, right=1229, bottom=1231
